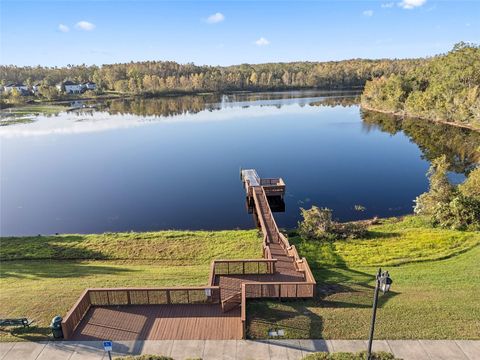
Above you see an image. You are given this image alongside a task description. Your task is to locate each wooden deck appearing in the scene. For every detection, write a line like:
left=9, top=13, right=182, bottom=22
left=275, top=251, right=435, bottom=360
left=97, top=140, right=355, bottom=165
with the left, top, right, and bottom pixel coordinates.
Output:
left=63, top=170, right=316, bottom=340
left=72, top=304, right=242, bottom=340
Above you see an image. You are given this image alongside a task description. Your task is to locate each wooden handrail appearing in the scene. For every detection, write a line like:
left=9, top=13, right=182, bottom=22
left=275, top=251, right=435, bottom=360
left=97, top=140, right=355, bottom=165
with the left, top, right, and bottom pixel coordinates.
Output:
left=62, top=285, right=222, bottom=339
left=208, top=260, right=216, bottom=286
left=64, top=171, right=316, bottom=341
left=212, top=259, right=277, bottom=264
left=241, top=284, right=247, bottom=339
left=86, top=286, right=220, bottom=291
left=61, top=289, right=90, bottom=340
left=211, top=259, right=277, bottom=276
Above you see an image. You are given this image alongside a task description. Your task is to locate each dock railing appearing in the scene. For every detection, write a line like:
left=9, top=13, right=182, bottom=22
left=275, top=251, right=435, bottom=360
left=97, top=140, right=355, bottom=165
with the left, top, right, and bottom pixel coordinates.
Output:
left=64, top=170, right=316, bottom=341
left=209, top=259, right=277, bottom=286
left=62, top=286, right=220, bottom=339
left=260, top=178, right=286, bottom=196
left=239, top=277, right=316, bottom=338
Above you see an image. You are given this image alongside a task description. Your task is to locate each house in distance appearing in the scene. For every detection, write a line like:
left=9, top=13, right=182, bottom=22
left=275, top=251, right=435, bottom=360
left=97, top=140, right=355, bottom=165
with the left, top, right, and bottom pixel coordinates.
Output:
left=3, top=83, right=29, bottom=95
left=56, top=81, right=97, bottom=94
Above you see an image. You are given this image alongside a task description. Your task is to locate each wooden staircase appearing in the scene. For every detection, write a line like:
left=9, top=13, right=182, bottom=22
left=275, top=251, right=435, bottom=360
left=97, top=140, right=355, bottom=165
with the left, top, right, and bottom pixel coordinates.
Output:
left=221, top=292, right=242, bottom=312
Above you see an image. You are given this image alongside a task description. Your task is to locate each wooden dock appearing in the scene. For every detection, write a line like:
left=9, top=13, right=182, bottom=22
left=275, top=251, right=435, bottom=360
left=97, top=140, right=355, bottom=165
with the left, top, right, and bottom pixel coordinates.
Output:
left=64, top=169, right=315, bottom=340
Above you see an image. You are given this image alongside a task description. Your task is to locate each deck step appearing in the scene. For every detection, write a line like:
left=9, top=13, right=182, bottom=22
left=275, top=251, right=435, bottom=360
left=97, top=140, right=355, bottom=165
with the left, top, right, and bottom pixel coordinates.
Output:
left=221, top=292, right=242, bottom=313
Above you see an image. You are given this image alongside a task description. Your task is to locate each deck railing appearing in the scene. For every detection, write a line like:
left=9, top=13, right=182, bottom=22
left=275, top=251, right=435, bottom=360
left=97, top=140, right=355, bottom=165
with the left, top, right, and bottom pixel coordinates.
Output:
left=239, top=278, right=316, bottom=338
left=62, top=286, right=220, bottom=339
left=64, top=170, right=316, bottom=341
left=211, top=259, right=277, bottom=277
left=62, top=289, right=91, bottom=340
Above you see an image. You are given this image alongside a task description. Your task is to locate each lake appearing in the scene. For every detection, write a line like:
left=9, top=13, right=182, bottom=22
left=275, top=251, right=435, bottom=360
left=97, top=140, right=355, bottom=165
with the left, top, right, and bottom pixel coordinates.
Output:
left=1, top=91, right=479, bottom=236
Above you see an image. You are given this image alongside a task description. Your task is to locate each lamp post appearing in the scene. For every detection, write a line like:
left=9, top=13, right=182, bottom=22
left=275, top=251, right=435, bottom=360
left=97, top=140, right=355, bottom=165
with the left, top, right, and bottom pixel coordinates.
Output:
left=367, top=268, right=392, bottom=360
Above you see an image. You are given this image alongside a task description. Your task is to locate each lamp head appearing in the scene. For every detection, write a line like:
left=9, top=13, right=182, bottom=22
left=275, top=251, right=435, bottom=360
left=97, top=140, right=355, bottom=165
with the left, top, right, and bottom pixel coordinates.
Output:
left=380, top=272, right=393, bottom=294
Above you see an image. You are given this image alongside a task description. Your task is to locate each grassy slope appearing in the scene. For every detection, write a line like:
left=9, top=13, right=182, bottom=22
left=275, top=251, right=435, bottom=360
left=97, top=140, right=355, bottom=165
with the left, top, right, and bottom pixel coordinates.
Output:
left=291, top=216, right=480, bottom=267
left=1, top=219, right=479, bottom=341
left=0, top=230, right=261, bottom=341
left=247, top=217, right=480, bottom=340
left=0, top=230, right=261, bottom=263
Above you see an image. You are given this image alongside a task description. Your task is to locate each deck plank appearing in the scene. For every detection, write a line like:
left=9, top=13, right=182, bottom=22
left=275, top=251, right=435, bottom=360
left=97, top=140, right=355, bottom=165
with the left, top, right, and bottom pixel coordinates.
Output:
left=72, top=304, right=242, bottom=340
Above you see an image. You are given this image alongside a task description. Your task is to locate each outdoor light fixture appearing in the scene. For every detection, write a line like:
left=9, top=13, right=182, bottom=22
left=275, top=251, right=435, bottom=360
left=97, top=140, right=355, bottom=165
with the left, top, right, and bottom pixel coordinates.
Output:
left=367, top=268, right=393, bottom=360
left=380, top=271, right=393, bottom=294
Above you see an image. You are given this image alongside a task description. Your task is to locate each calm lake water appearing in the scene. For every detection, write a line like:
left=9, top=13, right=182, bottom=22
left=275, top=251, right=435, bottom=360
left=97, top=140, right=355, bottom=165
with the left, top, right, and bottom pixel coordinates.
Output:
left=1, top=91, right=479, bottom=236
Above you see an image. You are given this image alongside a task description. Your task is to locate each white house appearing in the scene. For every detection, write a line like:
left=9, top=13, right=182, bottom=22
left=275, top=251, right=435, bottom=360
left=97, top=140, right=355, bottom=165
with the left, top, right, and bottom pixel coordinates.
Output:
left=57, top=81, right=83, bottom=94
left=32, top=83, right=42, bottom=94
left=82, top=81, right=97, bottom=91
left=4, top=83, right=29, bottom=94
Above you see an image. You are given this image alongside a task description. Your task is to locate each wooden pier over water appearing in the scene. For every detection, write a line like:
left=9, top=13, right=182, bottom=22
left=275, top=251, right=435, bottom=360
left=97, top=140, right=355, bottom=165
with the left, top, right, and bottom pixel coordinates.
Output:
left=63, top=170, right=316, bottom=340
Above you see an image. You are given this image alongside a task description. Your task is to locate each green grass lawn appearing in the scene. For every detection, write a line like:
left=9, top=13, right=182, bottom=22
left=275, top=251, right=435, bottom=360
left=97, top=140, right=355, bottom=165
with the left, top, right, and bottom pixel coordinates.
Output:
left=247, top=217, right=480, bottom=340
left=1, top=218, right=479, bottom=341
left=0, top=230, right=261, bottom=341
left=0, top=230, right=261, bottom=263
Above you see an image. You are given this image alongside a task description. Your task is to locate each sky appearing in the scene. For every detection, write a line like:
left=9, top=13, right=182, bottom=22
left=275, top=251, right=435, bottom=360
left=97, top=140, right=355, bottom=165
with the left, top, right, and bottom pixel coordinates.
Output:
left=1, top=0, right=479, bottom=67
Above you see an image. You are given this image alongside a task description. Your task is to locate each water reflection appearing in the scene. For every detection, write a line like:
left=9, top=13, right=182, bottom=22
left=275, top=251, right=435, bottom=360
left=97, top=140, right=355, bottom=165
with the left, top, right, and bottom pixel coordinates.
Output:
left=361, top=110, right=480, bottom=174
left=1, top=91, right=479, bottom=236
left=0, top=92, right=359, bottom=138
left=245, top=196, right=286, bottom=214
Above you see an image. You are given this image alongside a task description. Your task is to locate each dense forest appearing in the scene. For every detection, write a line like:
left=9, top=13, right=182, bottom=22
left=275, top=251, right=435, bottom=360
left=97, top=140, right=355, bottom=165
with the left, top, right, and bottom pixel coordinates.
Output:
left=361, top=43, right=480, bottom=130
left=1, top=58, right=421, bottom=100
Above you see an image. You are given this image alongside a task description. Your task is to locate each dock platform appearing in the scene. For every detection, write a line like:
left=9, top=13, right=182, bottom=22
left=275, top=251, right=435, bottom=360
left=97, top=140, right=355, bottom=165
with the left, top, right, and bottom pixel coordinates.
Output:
left=64, top=169, right=315, bottom=341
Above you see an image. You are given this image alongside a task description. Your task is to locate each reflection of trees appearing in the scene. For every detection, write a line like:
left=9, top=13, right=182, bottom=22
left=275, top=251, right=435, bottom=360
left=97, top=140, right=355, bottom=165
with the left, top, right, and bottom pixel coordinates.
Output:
left=103, top=92, right=361, bottom=118
left=309, top=95, right=360, bottom=108
left=361, top=110, right=480, bottom=174
left=105, top=95, right=221, bottom=118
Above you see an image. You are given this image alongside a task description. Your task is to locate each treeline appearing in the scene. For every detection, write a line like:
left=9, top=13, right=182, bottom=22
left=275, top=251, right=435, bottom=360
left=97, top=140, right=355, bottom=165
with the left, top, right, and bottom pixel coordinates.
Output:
left=1, top=58, right=421, bottom=97
left=361, top=43, right=480, bottom=130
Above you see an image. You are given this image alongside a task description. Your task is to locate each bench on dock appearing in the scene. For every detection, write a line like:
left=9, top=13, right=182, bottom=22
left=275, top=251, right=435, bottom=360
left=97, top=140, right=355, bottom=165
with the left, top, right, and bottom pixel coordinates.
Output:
left=0, top=318, right=33, bottom=328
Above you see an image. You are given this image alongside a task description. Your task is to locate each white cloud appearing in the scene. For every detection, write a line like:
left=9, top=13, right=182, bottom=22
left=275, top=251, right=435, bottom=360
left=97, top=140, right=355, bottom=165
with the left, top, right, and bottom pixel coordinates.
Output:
left=363, top=10, right=374, bottom=16
left=254, top=37, right=270, bottom=46
left=75, top=21, right=96, bottom=31
left=398, top=0, right=427, bottom=9
left=381, top=2, right=395, bottom=8
left=58, top=24, right=70, bottom=32
left=206, top=12, right=225, bottom=24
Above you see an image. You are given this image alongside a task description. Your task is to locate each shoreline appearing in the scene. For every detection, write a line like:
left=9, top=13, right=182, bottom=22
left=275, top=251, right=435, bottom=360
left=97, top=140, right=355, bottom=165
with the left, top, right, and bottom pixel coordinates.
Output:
left=1, top=88, right=362, bottom=109
left=360, top=103, right=480, bottom=133
left=0, top=215, right=400, bottom=239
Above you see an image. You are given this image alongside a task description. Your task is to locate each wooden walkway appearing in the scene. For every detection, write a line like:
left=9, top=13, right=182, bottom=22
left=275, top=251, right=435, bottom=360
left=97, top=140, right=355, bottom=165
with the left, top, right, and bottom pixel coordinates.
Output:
left=65, top=170, right=315, bottom=340
left=216, top=183, right=305, bottom=303
left=73, top=304, right=242, bottom=340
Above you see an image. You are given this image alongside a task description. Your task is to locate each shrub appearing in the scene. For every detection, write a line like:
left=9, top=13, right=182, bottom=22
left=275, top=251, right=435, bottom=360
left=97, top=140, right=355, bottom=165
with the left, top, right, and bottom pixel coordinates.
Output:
left=415, top=156, right=480, bottom=230
left=298, top=206, right=367, bottom=241
left=298, top=206, right=335, bottom=241
left=459, top=167, right=480, bottom=201
left=303, top=351, right=398, bottom=360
